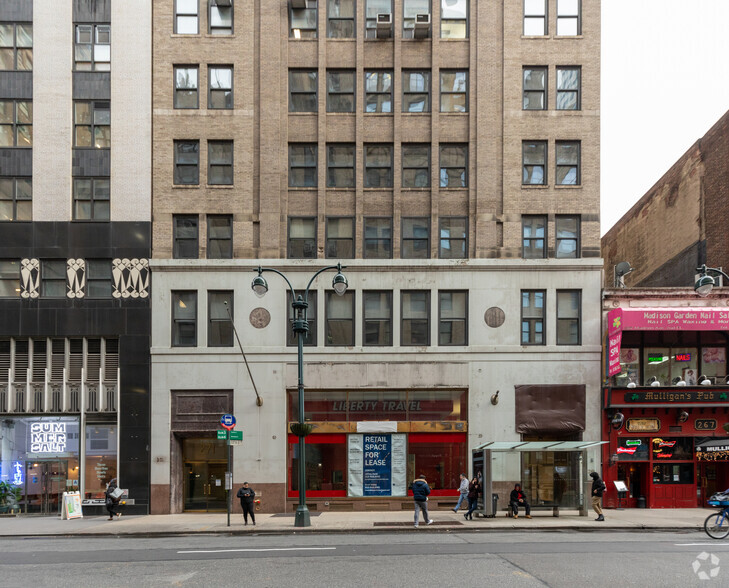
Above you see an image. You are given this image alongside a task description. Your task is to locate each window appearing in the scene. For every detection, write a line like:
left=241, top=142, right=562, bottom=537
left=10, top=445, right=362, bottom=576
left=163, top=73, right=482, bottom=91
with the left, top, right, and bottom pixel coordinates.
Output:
left=441, top=0, right=467, bottom=38
left=174, top=140, right=199, bottom=185
left=287, top=291, right=317, bottom=346
left=439, top=291, right=467, bottom=345
left=290, top=0, right=318, bottom=38
left=86, top=260, right=111, bottom=298
left=174, top=66, right=199, bottom=109
left=556, top=215, right=580, bottom=258
left=73, top=178, right=110, bottom=220
left=404, top=0, right=430, bottom=39
left=556, top=141, right=580, bottom=185
left=75, top=24, right=110, bottom=71
left=402, top=70, right=430, bottom=112
left=557, top=0, right=580, bottom=36
left=209, top=0, right=233, bottom=35
left=363, top=291, right=392, bottom=346
left=328, top=0, right=355, bottom=38
left=522, top=141, right=546, bottom=185
left=439, top=217, right=467, bottom=258
left=74, top=101, right=110, bottom=148
left=327, top=70, right=355, bottom=112
left=524, top=0, right=547, bottom=35
left=364, top=144, right=392, bottom=188
left=175, top=0, right=199, bottom=34
left=366, top=0, right=392, bottom=38
left=326, top=217, right=354, bottom=258
left=402, top=217, right=429, bottom=259
left=522, top=215, right=546, bottom=259
left=208, top=66, right=233, bottom=109
left=326, top=290, right=354, bottom=346
left=327, top=144, right=355, bottom=188
left=208, top=140, right=233, bottom=185
left=207, top=215, right=233, bottom=259
left=402, top=291, right=430, bottom=346
left=288, top=217, right=317, bottom=258
left=0, top=178, right=31, bottom=221
left=402, top=144, right=430, bottom=188
left=172, top=291, right=197, bottom=347
left=440, top=144, right=467, bottom=187
left=521, top=290, right=545, bottom=345
left=557, top=67, right=580, bottom=110
left=289, top=70, right=317, bottom=112
left=0, top=23, right=32, bottom=70
left=173, top=215, right=199, bottom=259
left=0, top=100, right=31, bottom=147
left=365, top=71, right=393, bottom=113
left=523, top=67, right=546, bottom=110
left=440, top=70, right=467, bottom=112
left=557, top=290, right=581, bottom=345
left=0, top=260, right=20, bottom=297
left=364, top=217, right=392, bottom=259
left=208, top=291, right=233, bottom=347
left=42, top=260, right=66, bottom=298
left=289, top=143, right=317, bottom=187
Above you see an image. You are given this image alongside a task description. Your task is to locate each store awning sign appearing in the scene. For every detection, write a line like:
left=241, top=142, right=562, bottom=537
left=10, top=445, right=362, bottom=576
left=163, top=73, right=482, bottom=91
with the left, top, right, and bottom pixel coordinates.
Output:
left=620, top=307, right=729, bottom=331
left=29, top=422, right=67, bottom=453
left=607, top=308, right=623, bottom=377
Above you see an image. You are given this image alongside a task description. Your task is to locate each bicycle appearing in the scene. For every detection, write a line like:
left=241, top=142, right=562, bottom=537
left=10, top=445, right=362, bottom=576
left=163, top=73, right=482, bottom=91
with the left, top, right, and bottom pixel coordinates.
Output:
left=704, top=500, right=729, bottom=540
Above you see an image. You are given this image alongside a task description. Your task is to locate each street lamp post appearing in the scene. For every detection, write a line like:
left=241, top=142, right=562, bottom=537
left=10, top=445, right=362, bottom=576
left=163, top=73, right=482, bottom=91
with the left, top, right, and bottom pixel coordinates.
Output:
left=694, top=264, right=729, bottom=296
left=251, top=263, right=348, bottom=527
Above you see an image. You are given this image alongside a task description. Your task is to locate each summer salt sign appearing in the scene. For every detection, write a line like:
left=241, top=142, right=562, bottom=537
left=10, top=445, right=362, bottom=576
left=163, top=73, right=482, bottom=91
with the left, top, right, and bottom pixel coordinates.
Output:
left=30, top=422, right=67, bottom=453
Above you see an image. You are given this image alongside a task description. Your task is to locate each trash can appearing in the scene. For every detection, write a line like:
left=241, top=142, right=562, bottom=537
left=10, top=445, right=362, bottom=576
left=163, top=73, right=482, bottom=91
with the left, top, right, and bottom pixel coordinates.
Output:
left=491, top=493, right=499, bottom=517
left=637, top=495, right=646, bottom=508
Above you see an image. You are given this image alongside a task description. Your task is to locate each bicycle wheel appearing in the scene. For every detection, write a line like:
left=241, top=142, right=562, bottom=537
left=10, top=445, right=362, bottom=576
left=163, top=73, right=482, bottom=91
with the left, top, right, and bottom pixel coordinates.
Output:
left=704, top=511, right=729, bottom=539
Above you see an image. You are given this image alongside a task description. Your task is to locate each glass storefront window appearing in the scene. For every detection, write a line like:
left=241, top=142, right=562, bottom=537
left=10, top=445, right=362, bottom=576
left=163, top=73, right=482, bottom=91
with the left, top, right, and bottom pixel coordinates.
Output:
left=290, top=439, right=347, bottom=493
left=701, top=347, right=727, bottom=380
left=347, top=390, right=409, bottom=421
left=652, top=463, right=693, bottom=484
left=617, top=437, right=650, bottom=461
left=84, top=424, right=117, bottom=499
left=644, top=347, right=670, bottom=385
left=409, top=389, right=467, bottom=421
left=407, top=434, right=467, bottom=492
left=651, top=437, right=693, bottom=460
left=614, top=347, right=639, bottom=387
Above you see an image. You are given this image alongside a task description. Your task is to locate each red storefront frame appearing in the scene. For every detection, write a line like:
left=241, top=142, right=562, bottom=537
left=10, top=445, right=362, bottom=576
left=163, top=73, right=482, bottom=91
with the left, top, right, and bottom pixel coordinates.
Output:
left=286, top=432, right=467, bottom=498
left=602, top=387, right=729, bottom=508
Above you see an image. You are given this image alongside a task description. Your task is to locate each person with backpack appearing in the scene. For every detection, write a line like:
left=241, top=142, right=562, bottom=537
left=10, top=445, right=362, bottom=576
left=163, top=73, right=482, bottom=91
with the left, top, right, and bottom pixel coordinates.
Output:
left=464, top=476, right=481, bottom=520
left=412, top=474, right=434, bottom=528
left=590, top=471, right=606, bottom=521
left=452, top=473, right=469, bottom=512
left=104, top=478, right=122, bottom=520
left=236, top=481, right=256, bottom=525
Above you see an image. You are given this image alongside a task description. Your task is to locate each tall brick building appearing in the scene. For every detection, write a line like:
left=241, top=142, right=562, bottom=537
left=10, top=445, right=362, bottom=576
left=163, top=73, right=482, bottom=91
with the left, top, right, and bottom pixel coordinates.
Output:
left=150, top=0, right=603, bottom=515
left=602, top=109, right=729, bottom=288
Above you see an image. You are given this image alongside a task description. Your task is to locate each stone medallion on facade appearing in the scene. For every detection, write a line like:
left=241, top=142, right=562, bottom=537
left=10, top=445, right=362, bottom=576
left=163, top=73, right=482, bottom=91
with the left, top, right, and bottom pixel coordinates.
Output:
left=484, top=307, right=506, bottom=328
left=249, top=307, right=271, bottom=329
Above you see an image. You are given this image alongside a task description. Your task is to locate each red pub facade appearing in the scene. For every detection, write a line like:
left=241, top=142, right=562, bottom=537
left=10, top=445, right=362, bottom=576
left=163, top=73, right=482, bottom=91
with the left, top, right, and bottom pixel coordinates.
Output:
left=602, top=289, right=729, bottom=509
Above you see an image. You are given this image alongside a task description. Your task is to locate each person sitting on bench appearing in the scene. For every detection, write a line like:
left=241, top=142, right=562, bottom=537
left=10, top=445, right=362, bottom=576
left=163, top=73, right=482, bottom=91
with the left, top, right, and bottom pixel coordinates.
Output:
left=510, top=483, right=531, bottom=519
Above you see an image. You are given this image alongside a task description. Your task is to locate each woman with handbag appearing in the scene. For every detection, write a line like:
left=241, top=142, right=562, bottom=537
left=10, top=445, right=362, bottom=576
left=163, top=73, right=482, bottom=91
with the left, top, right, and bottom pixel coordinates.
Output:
left=464, top=476, right=481, bottom=520
left=105, top=478, right=122, bottom=520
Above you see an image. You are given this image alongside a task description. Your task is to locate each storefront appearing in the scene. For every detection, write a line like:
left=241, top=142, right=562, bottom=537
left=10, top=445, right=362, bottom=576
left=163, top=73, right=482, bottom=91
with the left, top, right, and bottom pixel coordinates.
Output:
left=0, top=416, right=118, bottom=514
left=603, top=298, right=729, bottom=508
left=286, top=389, right=467, bottom=507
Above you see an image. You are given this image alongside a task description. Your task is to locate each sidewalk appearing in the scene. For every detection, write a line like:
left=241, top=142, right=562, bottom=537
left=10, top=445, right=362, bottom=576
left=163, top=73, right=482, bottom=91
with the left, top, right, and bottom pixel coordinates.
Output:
left=0, top=508, right=710, bottom=537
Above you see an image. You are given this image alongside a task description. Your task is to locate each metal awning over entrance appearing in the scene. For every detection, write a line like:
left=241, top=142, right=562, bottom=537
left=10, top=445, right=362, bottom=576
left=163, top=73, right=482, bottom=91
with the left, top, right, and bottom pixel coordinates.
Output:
left=696, top=438, right=729, bottom=453
left=475, top=441, right=607, bottom=452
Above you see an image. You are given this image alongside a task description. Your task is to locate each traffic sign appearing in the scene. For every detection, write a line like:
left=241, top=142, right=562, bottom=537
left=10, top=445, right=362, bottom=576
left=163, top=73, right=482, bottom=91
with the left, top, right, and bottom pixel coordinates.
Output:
left=220, top=413, right=236, bottom=430
left=229, top=430, right=242, bottom=441
left=217, top=430, right=227, bottom=440
left=229, top=440, right=243, bottom=446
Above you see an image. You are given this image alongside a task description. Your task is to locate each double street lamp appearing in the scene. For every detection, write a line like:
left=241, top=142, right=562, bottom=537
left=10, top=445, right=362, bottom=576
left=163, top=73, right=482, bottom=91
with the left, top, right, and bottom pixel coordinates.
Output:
left=251, top=263, right=348, bottom=527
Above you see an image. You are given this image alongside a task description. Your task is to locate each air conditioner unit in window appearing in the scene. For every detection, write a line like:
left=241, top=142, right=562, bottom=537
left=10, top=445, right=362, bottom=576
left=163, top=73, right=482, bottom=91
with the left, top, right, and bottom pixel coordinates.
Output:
left=376, top=13, right=392, bottom=39
left=414, top=14, right=431, bottom=38
left=291, top=0, right=308, bottom=8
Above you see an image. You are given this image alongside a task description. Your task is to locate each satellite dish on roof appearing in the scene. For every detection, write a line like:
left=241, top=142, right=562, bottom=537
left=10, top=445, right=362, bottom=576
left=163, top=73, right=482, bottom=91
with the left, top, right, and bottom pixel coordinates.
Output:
left=614, top=261, right=634, bottom=288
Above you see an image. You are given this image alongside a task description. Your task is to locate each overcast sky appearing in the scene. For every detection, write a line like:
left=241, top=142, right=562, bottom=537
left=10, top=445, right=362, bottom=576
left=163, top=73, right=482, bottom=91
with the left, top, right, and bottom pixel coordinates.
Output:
left=601, top=1, right=729, bottom=235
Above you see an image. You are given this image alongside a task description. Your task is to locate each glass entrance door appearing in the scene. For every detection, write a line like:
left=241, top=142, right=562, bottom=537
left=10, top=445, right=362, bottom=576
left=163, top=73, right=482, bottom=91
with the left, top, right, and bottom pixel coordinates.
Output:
left=24, top=461, right=68, bottom=515
left=184, top=461, right=227, bottom=512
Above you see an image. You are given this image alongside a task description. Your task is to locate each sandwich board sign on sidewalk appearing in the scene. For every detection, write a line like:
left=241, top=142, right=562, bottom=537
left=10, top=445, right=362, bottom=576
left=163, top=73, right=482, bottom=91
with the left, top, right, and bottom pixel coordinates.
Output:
left=62, top=491, right=83, bottom=520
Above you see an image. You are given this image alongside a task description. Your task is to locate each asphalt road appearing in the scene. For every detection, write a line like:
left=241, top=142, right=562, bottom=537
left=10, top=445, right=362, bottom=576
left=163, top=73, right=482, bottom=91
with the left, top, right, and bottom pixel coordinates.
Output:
left=2, top=530, right=728, bottom=587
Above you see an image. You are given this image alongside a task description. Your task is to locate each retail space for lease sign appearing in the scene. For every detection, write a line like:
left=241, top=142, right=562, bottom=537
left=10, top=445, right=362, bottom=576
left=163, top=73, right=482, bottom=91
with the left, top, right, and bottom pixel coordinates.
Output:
left=347, top=434, right=407, bottom=497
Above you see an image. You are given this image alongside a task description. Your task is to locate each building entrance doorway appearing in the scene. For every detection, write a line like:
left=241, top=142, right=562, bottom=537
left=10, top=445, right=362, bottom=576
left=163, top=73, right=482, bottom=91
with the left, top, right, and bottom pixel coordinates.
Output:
left=181, top=437, right=228, bottom=512
left=24, top=461, right=68, bottom=515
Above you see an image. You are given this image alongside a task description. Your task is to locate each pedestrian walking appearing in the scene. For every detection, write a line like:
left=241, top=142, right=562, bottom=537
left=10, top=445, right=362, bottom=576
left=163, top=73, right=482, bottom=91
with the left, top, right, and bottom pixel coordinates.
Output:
left=105, top=478, right=122, bottom=520
left=237, top=481, right=256, bottom=525
left=590, top=471, right=606, bottom=521
left=464, top=476, right=481, bottom=520
left=509, top=483, right=532, bottom=519
left=452, top=473, right=469, bottom=512
left=412, top=474, right=434, bottom=528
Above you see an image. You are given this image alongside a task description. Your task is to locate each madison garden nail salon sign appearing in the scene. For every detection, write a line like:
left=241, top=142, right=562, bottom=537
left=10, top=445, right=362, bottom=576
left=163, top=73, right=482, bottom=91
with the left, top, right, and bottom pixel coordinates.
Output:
left=348, top=434, right=407, bottom=497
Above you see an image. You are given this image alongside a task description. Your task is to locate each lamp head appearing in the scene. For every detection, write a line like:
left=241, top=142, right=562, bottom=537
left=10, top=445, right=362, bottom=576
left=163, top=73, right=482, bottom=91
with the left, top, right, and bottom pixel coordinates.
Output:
left=695, top=274, right=715, bottom=297
left=699, top=375, right=712, bottom=386
left=251, top=272, right=268, bottom=298
left=331, top=265, right=348, bottom=296
left=649, top=376, right=661, bottom=387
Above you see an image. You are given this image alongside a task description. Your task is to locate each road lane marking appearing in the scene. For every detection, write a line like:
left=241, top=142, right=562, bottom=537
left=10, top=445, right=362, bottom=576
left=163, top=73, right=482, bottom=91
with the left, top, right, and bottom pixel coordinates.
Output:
left=178, top=547, right=337, bottom=554
left=676, top=543, right=729, bottom=546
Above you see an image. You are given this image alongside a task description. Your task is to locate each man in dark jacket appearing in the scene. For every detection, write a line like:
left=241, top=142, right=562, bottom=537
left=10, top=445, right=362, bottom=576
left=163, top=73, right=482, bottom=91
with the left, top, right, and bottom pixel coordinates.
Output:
left=509, top=483, right=531, bottom=519
left=237, top=481, right=256, bottom=525
left=412, top=474, right=433, bottom=528
left=104, top=478, right=122, bottom=520
left=590, top=472, right=605, bottom=521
